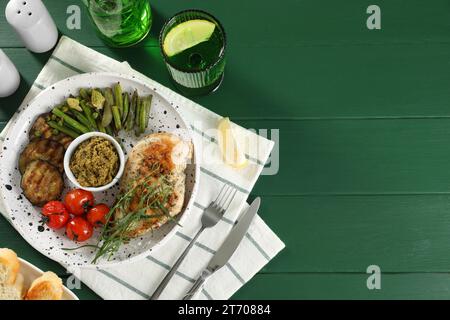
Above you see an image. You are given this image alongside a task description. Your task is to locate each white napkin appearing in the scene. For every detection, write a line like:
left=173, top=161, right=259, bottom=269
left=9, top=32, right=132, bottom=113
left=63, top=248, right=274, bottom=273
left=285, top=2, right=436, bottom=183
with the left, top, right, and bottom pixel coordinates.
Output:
left=0, top=36, right=285, bottom=300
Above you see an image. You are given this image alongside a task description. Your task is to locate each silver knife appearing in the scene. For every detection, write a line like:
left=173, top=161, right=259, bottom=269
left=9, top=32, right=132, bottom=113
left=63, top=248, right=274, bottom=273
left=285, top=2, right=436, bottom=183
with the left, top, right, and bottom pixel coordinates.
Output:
left=182, top=197, right=261, bottom=300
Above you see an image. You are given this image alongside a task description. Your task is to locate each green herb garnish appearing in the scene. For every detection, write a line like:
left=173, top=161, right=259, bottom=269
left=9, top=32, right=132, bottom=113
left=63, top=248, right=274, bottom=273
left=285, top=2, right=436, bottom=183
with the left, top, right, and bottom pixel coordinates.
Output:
left=92, top=165, right=177, bottom=263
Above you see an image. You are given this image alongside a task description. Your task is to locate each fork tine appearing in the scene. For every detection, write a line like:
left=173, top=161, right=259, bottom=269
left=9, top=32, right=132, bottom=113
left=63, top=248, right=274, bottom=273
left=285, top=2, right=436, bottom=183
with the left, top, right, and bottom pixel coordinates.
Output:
left=218, top=186, right=235, bottom=211
left=212, top=184, right=227, bottom=206
left=217, top=185, right=232, bottom=208
left=223, top=189, right=237, bottom=212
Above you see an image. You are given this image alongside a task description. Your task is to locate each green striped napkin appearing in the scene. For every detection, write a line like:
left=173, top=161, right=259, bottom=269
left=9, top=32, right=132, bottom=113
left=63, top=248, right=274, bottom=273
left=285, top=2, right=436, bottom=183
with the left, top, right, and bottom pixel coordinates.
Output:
left=0, top=36, right=284, bottom=300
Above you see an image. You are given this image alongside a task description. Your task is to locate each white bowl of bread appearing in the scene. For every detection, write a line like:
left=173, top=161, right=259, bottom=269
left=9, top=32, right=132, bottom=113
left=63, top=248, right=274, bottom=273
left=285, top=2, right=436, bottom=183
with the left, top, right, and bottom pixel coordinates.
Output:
left=0, top=248, right=78, bottom=300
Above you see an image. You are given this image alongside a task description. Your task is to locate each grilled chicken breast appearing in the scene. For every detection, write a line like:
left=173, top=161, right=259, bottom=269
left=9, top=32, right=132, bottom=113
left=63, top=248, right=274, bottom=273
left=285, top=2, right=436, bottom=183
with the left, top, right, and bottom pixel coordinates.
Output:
left=115, top=133, right=193, bottom=237
left=21, top=160, right=64, bottom=206
left=19, top=139, right=65, bottom=174
left=29, top=113, right=73, bottom=149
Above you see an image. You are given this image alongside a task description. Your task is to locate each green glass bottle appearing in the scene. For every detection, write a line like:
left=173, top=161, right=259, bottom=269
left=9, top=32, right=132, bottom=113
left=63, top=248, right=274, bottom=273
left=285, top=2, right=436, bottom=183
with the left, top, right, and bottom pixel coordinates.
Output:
left=82, top=0, right=152, bottom=47
left=160, top=10, right=227, bottom=96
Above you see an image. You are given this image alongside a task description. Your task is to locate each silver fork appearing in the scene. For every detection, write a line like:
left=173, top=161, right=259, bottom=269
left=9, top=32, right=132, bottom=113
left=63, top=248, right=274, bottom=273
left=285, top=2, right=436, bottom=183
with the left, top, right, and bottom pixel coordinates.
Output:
left=150, top=184, right=237, bottom=300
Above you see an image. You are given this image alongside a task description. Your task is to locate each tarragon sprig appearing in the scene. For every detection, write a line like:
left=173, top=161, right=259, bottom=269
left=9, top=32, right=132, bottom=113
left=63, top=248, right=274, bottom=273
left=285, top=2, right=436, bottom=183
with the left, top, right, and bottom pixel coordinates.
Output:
left=92, top=165, right=176, bottom=263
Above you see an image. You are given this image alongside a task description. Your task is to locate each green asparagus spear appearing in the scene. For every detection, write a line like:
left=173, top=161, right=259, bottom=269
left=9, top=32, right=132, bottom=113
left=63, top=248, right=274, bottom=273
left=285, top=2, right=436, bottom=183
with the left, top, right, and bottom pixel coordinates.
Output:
left=71, top=110, right=91, bottom=129
left=112, top=105, right=122, bottom=130
left=80, top=100, right=98, bottom=131
left=47, top=121, right=80, bottom=139
left=122, top=92, right=129, bottom=124
left=101, top=88, right=114, bottom=127
left=134, top=98, right=142, bottom=136
left=139, top=98, right=146, bottom=134
left=64, top=121, right=84, bottom=134
left=52, top=108, right=89, bottom=133
left=144, top=95, right=153, bottom=130
left=113, top=83, right=123, bottom=116
left=125, top=90, right=137, bottom=131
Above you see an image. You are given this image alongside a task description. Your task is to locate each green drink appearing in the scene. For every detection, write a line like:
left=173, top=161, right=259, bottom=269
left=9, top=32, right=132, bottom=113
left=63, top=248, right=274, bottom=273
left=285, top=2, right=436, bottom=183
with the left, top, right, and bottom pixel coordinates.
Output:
left=160, top=10, right=227, bottom=96
left=82, top=0, right=152, bottom=47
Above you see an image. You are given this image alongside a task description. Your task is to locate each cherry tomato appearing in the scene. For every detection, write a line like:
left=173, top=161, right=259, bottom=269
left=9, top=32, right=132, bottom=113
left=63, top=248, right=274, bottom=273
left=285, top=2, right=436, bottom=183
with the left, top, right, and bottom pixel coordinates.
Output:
left=64, top=189, right=94, bottom=216
left=65, top=217, right=93, bottom=242
left=42, top=201, right=67, bottom=217
left=87, top=203, right=110, bottom=227
left=41, top=201, right=69, bottom=229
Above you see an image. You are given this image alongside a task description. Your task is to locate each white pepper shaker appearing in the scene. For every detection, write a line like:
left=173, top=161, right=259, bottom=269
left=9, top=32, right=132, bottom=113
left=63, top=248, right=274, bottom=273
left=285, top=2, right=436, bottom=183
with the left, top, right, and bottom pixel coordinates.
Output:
left=0, top=49, right=21, bottom=98
left=5, top=0, right=58, bottom=53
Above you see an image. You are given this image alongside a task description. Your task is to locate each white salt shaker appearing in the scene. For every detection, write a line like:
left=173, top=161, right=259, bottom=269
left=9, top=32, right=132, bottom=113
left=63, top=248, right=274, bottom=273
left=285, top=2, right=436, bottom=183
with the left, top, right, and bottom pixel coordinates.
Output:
left=0, top=49, right=20, bottom=98
left=5, top=0, right=58, bottom=53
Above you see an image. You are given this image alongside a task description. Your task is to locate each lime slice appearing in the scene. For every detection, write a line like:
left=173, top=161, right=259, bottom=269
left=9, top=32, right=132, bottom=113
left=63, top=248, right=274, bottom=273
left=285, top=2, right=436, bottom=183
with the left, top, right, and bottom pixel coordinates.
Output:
left=163, top=19, right=216, bottom=57
left=217, top=117, right=249, bottom=169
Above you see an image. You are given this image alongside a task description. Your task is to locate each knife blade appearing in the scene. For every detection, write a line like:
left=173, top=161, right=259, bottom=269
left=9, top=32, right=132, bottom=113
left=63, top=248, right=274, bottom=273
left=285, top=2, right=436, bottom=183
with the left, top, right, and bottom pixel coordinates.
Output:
left=183, top=197, right=261, bottom=299
left=208, top=197, right=261, bottom=272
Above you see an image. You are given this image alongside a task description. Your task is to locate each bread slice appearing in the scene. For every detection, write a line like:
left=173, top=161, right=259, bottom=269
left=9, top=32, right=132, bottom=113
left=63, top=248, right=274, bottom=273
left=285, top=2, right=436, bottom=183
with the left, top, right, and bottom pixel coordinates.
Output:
left=0, top=283, right=22, bottom=300
left=0, top=248, right=20, bottom=285
left=25, top=271, right=63, bottom=300
left=0, top=270, right=24, bottom=300
left=13, top=273, right=24, bottom=298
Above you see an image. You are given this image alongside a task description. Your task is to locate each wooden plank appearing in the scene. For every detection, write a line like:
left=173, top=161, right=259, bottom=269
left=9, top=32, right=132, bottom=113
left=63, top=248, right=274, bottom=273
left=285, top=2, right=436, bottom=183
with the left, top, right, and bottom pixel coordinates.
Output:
left=256, top=194, right=450, bottom=273
left=227, top=44, right=450, bottom=119
left=5, top=43, right=450, bottom=119
left=240, top=118, right=450, bottom=195
left=3, top=1, right=450, bottom=48
left=233, top=273, right=450, bottom=299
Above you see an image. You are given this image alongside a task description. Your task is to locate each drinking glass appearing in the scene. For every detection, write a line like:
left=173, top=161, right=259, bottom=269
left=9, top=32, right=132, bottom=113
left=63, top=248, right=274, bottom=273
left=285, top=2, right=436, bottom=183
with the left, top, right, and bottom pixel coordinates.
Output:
left=159, top=9, right=227, bottom=96
left=82, top=0, right=152, bottom=47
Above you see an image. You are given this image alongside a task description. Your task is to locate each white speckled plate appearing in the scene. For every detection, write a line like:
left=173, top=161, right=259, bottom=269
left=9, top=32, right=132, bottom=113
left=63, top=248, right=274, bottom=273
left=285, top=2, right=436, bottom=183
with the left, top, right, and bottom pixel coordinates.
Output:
left=0, top=72, right=199, bottom=268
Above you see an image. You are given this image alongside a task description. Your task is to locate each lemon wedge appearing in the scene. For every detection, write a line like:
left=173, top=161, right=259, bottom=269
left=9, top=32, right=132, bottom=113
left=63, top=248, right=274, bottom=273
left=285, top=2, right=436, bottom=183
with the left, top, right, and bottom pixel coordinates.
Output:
left=217, top=117, right=249, bottom=169
left=163, top=19, right=216, bottom=57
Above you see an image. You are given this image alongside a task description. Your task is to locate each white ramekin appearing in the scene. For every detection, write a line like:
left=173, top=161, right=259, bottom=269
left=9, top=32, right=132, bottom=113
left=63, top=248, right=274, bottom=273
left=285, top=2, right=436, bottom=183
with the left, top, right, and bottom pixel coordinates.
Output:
left=63, top=132, right=125, bottom=193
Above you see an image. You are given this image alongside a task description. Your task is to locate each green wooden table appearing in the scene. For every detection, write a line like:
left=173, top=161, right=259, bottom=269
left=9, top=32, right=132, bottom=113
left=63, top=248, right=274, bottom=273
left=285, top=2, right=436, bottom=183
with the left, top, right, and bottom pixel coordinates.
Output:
left=3, top=0, right=450, bottom=299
